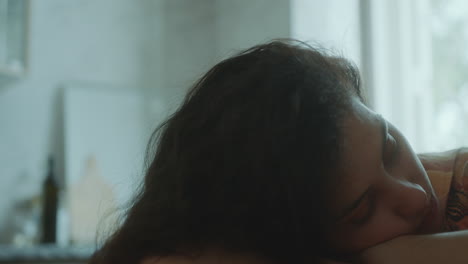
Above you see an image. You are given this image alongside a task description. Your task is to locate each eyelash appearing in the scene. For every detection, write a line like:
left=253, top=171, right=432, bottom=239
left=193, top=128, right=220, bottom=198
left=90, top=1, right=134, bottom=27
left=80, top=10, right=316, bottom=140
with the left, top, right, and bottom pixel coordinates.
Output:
left=350, top=191, right=375, bottom=226
left=350, top=192, right=376, bottom=226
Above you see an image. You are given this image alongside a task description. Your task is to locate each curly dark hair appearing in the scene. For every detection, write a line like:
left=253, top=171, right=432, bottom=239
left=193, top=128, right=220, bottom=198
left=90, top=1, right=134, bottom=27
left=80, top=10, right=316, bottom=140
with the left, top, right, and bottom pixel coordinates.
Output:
left=88, top=39, right=364, bottom=264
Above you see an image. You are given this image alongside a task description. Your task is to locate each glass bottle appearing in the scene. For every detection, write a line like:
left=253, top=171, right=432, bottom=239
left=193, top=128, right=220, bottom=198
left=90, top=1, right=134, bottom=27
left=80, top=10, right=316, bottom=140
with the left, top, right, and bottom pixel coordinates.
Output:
left=41, top=156, right=58, bottom=244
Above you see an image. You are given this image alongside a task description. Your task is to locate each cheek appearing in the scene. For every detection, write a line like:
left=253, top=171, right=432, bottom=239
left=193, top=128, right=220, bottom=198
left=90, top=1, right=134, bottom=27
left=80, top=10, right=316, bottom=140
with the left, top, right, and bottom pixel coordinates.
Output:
left=391, top=128, right=431, bottom=186
left=328, top=210, right=416, bottom=253
left=358, top=212, right=416, bottom=247
left=397, top=136, right=432, bottom=189
left=327, top=181, right=429, bottom=253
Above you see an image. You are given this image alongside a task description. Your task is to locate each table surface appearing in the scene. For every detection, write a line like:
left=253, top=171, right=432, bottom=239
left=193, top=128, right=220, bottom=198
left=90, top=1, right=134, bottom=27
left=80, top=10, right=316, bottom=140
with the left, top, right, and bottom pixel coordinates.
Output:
left=0, top=244, right=93, bottom=263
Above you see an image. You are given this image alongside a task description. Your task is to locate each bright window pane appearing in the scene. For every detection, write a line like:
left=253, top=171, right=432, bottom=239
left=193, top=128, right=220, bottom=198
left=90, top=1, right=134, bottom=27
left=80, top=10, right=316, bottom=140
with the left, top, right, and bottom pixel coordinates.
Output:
left=431, top=0, right=468, bottom=150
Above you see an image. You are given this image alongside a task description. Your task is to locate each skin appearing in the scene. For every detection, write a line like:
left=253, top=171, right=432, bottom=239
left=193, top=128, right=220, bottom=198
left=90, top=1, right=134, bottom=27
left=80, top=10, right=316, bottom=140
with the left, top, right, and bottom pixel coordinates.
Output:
left=324, top=97, right=445, bottom=256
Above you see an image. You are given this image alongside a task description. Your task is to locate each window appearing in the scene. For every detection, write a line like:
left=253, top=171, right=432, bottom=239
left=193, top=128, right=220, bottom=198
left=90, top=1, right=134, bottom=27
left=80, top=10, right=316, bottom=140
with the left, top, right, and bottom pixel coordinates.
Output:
left=430, top=0, right=468, bottom=151
left=361, top=0, right=467, bottom=152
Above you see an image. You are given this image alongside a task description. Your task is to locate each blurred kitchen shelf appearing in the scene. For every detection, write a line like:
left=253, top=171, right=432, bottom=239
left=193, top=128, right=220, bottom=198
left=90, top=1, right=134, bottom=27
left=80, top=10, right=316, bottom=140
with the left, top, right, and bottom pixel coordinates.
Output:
left=0, top=244, right=93, bottom=263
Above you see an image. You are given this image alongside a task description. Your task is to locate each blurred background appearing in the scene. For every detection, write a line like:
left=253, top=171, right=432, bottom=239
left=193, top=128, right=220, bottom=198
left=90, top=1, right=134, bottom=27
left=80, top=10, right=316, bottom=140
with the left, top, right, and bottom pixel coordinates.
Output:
left=0, top=0, right=467, bottom=263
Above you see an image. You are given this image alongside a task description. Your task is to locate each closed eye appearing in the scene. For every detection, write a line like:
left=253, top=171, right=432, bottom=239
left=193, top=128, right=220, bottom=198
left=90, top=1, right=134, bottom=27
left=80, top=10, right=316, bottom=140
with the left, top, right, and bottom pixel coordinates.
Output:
left=339, top=188, right=376, bottom=226
left=348, top=196, right=373, bottom=225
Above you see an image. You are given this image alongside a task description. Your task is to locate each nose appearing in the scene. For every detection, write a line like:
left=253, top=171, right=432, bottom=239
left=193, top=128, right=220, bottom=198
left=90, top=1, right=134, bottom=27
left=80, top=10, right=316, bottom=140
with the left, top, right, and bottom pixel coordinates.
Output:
left=380, top=176, right=428, bottom=220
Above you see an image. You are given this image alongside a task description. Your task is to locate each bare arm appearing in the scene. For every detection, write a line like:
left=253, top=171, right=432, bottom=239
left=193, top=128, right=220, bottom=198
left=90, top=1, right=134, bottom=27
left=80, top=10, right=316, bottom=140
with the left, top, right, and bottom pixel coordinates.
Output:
left=359, top=230, right=468, bottom=264
left=356, top=148, right=468, bottom=263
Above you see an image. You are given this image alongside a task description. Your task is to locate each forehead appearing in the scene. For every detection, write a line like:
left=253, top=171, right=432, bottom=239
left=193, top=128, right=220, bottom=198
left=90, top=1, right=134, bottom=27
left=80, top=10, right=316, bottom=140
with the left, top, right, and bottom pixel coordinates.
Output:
left=340, top=101, right=381, bottom=167
left=327, top=100, right=382, bottom=215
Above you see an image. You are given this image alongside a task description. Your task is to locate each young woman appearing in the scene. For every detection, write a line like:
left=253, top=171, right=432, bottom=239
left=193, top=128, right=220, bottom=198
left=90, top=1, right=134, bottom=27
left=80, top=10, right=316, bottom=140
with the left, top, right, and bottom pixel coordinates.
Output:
left=88, top=40, right=468, bottom=264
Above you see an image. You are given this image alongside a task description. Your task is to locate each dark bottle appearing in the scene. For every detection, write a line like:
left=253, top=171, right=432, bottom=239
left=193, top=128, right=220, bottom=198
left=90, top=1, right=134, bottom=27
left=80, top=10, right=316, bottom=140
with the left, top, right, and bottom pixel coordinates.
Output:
left=41, top=156, right=58, bottom=244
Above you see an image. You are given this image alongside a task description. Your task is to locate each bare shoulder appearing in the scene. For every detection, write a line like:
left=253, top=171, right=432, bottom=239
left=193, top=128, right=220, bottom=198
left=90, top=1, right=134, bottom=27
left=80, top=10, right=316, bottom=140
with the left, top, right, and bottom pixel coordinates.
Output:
left=360, top=231, right=468, bottom=264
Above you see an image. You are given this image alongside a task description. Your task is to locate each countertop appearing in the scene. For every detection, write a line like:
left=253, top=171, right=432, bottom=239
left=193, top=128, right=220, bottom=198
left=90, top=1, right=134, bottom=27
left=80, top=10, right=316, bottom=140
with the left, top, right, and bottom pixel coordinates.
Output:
left=0, top=245, right=93, bottom=263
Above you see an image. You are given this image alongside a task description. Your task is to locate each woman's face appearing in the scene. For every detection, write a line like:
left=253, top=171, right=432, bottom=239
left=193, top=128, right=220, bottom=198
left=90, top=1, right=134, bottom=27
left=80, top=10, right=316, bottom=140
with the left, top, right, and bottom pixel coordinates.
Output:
left=325, top=97, right=444, bottom=254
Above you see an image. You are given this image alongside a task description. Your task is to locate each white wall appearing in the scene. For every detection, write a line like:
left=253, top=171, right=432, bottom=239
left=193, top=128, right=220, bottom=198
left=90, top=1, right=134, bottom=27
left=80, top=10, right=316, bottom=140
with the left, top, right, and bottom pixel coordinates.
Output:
left=0, top=0, right=162, bottom=243
left=291, top=0, right=362, bottom=68
left=159, top=0, right=217, bottom=113
left=215, top=0, right=290, bottom=59
left=153, top=0, right=293, bottom=112
left=150, top=0, right=363, bottom=117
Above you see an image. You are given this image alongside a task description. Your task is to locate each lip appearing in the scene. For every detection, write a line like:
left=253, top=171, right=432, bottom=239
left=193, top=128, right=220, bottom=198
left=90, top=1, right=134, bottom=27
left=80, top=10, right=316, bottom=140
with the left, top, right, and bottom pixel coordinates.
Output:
left=416, top=195, right=439, bottom=234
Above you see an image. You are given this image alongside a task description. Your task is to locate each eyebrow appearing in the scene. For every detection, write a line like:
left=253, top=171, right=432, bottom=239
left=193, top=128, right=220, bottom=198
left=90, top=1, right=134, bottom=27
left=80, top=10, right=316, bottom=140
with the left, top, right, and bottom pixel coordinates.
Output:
left=336, top=115, right=387, bottom=222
